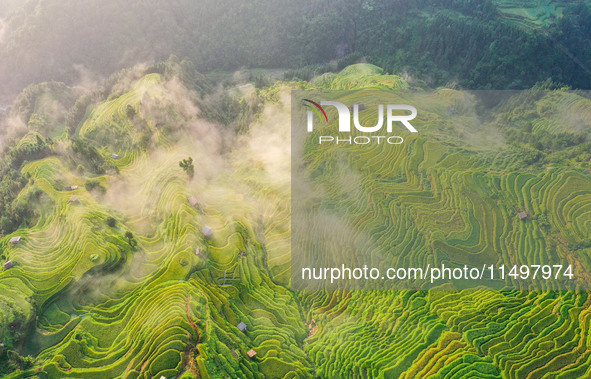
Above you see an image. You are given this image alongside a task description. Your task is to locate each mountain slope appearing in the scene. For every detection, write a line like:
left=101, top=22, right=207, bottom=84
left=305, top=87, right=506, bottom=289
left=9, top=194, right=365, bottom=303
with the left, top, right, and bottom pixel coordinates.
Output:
left=0, top=63, right=591, bottom=377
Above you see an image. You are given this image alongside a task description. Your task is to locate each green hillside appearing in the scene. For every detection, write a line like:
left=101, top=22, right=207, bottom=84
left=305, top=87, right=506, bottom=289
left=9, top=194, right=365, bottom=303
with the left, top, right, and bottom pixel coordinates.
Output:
left=293, top=73, right=591, bottom=376
left=0, top=62, right=590, bottom=377
left=0, top=61, right=305, bottom=378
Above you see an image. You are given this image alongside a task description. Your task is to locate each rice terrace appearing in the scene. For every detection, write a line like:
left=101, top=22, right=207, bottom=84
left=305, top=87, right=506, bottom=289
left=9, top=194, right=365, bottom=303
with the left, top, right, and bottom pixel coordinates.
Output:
left=0, top=60, right=588, bottom=377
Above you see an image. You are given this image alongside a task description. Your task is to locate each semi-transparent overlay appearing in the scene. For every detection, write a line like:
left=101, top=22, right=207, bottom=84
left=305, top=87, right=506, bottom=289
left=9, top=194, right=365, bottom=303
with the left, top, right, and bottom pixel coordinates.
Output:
left=292, top=89, right=591, bottom=291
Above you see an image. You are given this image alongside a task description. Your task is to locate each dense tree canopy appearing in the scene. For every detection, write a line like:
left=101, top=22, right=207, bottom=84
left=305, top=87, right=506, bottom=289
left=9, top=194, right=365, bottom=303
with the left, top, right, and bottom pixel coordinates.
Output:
left=0, top=0, right=590, bottom=99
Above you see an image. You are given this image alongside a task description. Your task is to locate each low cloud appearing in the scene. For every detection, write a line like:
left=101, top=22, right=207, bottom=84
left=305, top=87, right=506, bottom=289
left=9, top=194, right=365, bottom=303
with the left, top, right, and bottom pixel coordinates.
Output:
left=0, top=114, right=27, bottom=152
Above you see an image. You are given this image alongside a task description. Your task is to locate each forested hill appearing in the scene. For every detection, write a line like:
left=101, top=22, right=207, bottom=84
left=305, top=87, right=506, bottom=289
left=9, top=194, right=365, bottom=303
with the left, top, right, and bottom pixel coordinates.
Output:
left=0, top=0, right=591, bottom=101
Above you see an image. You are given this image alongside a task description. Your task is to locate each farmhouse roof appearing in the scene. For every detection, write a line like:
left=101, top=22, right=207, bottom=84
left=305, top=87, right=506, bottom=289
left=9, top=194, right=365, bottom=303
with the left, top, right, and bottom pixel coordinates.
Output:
left=188, top=196, right=199, bottom=207
left=202, top=225, right=214, bottom=238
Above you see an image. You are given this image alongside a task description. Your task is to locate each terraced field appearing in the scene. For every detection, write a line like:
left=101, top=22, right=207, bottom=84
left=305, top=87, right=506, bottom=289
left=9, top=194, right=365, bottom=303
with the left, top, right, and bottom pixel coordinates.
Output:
left=493, top=0, right=572, bottom=30
left=0, top=63, right=591, bottom=377
left=0, top=69, right=306, bottom=378
left=293, top=84, right=591, bottom=291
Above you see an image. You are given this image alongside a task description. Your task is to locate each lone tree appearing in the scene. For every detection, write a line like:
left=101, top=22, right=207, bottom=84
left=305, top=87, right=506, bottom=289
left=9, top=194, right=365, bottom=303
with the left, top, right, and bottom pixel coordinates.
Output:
left=124, top=231, right=135, bottom=247
left=126, top=104, right=136, bottom=118
left=179, top=157, right=194, bottom=178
